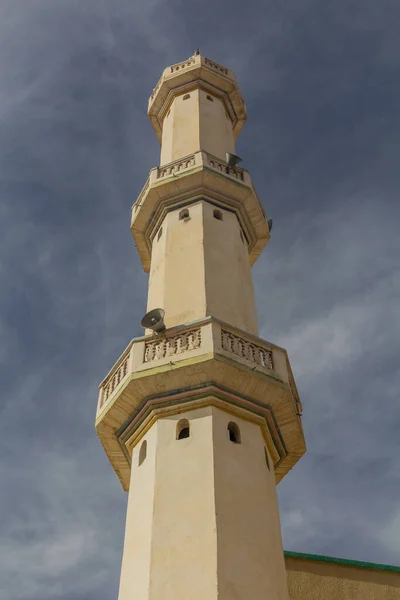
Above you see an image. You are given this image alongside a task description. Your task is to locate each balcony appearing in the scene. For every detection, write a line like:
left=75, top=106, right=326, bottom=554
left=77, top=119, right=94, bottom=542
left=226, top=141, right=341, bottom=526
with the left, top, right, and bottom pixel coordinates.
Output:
left=95, top=317, right=305, bottom=491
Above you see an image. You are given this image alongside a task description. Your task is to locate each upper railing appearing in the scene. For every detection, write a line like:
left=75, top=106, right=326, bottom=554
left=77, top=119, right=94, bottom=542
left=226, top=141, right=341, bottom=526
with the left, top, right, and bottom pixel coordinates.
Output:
left=97, top=319, right=286, bottom=414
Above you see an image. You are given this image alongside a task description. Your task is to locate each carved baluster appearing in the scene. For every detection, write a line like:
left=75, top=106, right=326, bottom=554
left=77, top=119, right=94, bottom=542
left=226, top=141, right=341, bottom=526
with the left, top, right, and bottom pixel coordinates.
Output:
left=192, top=329, right=201, bottom=349
left=178, top=333, right=189, bottom=353
left=232, top=336, right=243, bottom=357
left=244, top=342, right=254, bottom=362
left=155, top=340, right=166, bottom=360
left=253, top=347, right=262, bottom=366
left=144, top=343, right=155, bottom=362
left=165, top=338, right=176, bottom=357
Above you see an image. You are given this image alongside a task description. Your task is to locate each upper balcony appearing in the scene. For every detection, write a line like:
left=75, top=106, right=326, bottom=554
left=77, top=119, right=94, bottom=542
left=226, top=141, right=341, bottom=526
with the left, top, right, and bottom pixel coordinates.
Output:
left=148, top=53, right=247, bottom=143
left=131, top=150, right=271, bottom=272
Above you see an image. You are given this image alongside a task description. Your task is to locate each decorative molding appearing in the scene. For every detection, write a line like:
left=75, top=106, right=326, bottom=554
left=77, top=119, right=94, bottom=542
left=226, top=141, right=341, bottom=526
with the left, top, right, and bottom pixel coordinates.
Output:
left=157, top=155, right=196, bottom=180
left=204, top=57, right=228, bottom=76
left=150, top=79, right=162, bottom=100
left=144, top=328, right=202, bottom=362
left=116, top=382, right=286, bottom=470
left=133, top=178, right=150, bottom=212
left=288, top=370, right=303, bottom=417
left=207, top=155, right=244, bottom=181
left=221, top=329, right=274, bottom=370
left=101, top=352, right=130, bottom=407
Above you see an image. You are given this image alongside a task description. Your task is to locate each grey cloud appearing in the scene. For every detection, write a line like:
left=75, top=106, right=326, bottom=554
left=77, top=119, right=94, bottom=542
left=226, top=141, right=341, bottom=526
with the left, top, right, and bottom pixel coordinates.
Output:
left=1, top=0, right=399, bottom=598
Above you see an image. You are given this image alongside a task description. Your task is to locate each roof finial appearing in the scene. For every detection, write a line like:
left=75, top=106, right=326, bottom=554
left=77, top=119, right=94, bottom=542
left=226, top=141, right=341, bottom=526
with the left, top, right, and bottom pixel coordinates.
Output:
left=194, top=48, right=200, bottom=56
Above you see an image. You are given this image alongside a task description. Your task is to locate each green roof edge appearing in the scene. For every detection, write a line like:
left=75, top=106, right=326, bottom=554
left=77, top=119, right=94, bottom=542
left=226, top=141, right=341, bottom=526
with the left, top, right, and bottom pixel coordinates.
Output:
left=284, top=551, right=400, bottom=574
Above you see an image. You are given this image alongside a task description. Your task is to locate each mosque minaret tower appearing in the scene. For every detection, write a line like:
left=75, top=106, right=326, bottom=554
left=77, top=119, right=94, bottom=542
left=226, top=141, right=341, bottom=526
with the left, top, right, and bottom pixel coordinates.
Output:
left=95, top=50, right=306, bottom=600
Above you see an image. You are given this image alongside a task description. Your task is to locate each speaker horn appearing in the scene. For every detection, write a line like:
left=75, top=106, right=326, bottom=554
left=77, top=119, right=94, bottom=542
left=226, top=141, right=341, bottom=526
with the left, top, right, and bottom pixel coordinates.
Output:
left=267, top=218, right=273, bottom=233
left=140, top=308, right=166, bottom=333
left=226, top=153, right=243, bottom=167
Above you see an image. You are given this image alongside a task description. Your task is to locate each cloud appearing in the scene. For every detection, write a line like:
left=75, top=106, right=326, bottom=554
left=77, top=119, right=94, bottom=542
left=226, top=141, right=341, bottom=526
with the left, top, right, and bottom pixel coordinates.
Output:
left=1, top=0, right=399, bottom=597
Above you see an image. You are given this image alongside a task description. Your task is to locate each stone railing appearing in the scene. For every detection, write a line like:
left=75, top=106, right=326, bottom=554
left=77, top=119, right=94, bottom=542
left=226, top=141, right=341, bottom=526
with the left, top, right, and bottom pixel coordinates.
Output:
left=100, top=347, right=131, bottom=408
left=207, top=155, right=244, bottom=181
left=133, top=178, right=150, bottom=212
left=144, top=328, right=202, bottom=362
left=288, top=368, right=303, bottom=416
left=156, top=155, right=196, bottom=180
left=170, top=58, right=196, bottom=74
left=204, top=57, right=228, bottom=76
left=150, top=79, right=162, bottom=100
left=221, top=329, right=274, bottom=370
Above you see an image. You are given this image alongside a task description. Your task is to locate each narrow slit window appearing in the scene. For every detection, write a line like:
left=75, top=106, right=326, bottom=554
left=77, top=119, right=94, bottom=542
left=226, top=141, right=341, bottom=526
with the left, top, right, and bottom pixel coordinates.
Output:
left=177, top=419, right=190, bottom=440
left=157, top=227, right=163, bottom=241
left=213, top=209, right=223, bottom=221
left=138, top=440, right=147, bottom=466
left=206, top=94, right=214, bottom=102
left=227, top=422, right=241, bottom=444
left=183, top=94, right=190, bottom=100
left=179, top=208, right=189, bottom=221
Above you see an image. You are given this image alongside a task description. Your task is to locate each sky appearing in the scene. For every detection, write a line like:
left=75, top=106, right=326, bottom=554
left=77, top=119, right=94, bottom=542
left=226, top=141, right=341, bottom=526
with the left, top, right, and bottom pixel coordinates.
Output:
left=0, top=0, right=399, bottom=598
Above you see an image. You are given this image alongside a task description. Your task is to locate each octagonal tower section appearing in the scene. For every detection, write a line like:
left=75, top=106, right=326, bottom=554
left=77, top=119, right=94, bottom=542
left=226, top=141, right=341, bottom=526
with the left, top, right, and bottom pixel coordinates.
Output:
left=96, top=52, right=306, bottom=600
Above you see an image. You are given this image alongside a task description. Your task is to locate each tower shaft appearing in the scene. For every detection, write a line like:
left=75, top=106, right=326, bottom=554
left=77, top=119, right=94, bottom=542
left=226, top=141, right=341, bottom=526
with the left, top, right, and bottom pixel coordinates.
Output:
left=95, top=52, right=306, bottom=600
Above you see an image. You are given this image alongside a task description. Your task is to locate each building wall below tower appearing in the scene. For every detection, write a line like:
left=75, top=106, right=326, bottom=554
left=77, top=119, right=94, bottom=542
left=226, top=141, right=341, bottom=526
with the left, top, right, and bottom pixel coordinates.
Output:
left=285, top=554, right=400, bottom=600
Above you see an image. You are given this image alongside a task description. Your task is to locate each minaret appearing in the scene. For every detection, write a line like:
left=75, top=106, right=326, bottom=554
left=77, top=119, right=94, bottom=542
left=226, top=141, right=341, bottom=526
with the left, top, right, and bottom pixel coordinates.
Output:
left=96, top=52, right=306, bottom=600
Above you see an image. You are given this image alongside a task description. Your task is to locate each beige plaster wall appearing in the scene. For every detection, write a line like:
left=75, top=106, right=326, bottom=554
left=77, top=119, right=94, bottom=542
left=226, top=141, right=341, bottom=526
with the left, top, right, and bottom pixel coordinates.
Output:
left=198, top=89, right=235, bottom=161
left=213, top=407, right=289, bottom=599
left=285, top=556, right=400, bottom=600
left=118, top=405, right=289, bottom=600
left=146, top=201, right=206, bottom=326
left=160, top=89, right=235, bottom=166
left=146, top=201, right=258, bottom=334
left=118, top=425, right=157, bottom=600
left=202, top=201, right=258, bottom=334
left=148, top=407, right=218, bottom=599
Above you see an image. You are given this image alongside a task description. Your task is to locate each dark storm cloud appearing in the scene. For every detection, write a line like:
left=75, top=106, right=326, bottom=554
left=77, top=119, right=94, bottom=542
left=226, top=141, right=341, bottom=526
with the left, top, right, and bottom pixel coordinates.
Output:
left=1, top=0, right=399, bottom=598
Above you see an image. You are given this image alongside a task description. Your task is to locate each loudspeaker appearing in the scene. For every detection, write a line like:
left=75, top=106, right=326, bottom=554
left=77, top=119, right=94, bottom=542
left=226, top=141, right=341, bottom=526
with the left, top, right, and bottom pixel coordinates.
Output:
left=140, top=308, right=166, bottom=333
left=226, top=153, right=243, bottom=167
left=267, top=218, right=273, bottom=233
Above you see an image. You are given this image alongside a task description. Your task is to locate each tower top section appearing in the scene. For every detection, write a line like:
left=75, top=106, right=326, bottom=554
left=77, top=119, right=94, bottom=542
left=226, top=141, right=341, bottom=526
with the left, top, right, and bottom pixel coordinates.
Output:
left=148, top=51, right=247, bottom=144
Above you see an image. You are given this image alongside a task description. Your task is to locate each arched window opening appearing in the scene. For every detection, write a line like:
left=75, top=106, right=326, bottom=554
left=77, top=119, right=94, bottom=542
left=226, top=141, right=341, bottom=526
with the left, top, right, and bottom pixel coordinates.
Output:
left=138, top=440, right=147, bottom=466
left=179, top=208, right=190, bottom=221
left=157, top=227, right=163, bottom=241
left=177, top=419, right=190, bottom=440
left=206, top=94, right=214, bottom=102
left=183, top=93, right=190, bottom=100
left=264, top=447, right=270, bottom=471
left=227, top=422, right=241, bottom=444
left=213, top=209, right=223, bottom=221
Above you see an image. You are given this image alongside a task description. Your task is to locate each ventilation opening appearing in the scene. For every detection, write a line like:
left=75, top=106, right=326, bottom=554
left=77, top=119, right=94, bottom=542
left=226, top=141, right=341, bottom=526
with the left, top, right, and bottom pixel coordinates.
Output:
left=177, top=419, right=190, bottom=440
left=213, top=209, right=223, bottom=221
left=227, top=422, right=241, bottom=444
left=264, top=447, right=270, bottom=471
left=157, top=227, right=163, bottom=241
left=179, top=208, right=190, bottom=221
left=206, top=94, right=214, bottom=102
left=138, top=440, right=147, bottom=466
left=183, top=93, right=190, bottom=100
